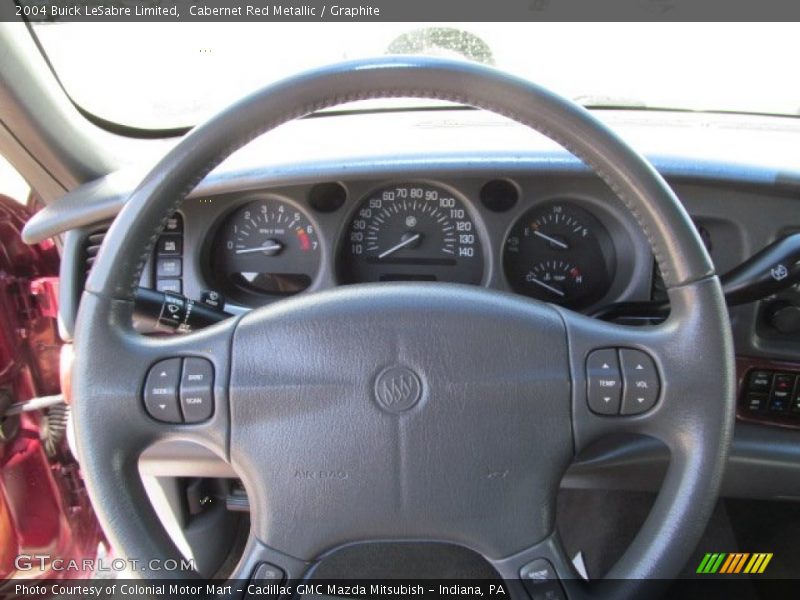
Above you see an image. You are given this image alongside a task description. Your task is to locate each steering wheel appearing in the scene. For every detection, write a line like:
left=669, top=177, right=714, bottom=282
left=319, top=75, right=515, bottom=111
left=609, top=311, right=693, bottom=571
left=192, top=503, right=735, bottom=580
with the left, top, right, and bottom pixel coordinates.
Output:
left=73, top=57, right=734, bottom=598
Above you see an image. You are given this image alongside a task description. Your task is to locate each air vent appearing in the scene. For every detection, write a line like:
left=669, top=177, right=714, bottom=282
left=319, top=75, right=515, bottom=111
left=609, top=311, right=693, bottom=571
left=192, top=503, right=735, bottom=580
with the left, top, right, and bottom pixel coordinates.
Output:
left=83, top=228, right=107, bottom=278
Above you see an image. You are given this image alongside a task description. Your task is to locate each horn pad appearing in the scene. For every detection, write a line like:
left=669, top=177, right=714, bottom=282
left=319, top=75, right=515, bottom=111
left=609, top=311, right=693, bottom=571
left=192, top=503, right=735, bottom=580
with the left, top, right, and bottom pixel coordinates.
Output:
left=228, top=284, right=573, bottom=560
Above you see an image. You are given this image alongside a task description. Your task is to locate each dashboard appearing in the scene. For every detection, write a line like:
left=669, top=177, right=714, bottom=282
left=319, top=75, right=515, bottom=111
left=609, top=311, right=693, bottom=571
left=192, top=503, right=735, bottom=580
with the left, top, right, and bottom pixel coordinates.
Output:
left=142, top=174, right=648, bottom=315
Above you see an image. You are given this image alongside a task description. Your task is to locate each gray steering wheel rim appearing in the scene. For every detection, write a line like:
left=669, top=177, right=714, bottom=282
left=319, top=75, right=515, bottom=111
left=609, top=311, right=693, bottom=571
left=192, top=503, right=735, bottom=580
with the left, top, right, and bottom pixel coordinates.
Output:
left=72, top=57, right=734, bottom=591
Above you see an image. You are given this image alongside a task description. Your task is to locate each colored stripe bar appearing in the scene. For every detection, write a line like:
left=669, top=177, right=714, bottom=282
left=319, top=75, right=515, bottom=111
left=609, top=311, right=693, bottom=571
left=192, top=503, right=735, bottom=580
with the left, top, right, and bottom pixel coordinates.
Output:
left=744, top=554, right=761, bottom=574
left=733, top=553, right=750, bottom=573
left=710, top=553, right=726, bottom=574
left=758, top=553, right=773, bottom=574
left=697, top=553, right=713, bottom=574
left=719, top=554, right=736, bottom=574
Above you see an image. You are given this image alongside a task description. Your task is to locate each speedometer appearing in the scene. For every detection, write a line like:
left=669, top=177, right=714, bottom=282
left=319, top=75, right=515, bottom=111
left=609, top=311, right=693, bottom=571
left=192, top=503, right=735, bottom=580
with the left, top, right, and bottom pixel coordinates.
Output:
left=338, top=183, right=483, bottom=284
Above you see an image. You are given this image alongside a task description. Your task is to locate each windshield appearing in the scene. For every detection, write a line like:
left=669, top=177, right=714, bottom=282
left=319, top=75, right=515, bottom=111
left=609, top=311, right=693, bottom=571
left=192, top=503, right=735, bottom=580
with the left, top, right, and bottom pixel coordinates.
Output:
left=32, top=22, right=800, bottom=130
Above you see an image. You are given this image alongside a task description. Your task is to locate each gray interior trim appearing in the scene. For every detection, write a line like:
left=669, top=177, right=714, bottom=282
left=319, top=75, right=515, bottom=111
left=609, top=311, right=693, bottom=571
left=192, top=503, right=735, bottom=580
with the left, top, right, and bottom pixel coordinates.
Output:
left=0, top=22, right=118, bottom=197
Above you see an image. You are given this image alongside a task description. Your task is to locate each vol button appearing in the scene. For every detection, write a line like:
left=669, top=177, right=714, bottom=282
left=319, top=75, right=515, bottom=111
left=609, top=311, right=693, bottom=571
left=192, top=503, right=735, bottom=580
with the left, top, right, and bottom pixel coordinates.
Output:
left=619, top=349, right=660, bottom=415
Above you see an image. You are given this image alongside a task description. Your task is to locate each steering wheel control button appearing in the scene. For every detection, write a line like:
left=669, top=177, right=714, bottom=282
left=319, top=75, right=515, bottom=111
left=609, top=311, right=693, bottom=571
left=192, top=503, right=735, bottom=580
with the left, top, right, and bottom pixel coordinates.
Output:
left=180, top=358, right=214, bottom=423
left=374, top=366, right=422, bottom=413
left=586, top=348, right=622, bottom=415
left=520, top=558, right=565, bottom=600
left=245, top=563, right=285, bottom=600
left=143, top=358, right=183, bottom=423
left=251, top=562, right=284, bottom=583
left=619, top=348, right=660, bottom=415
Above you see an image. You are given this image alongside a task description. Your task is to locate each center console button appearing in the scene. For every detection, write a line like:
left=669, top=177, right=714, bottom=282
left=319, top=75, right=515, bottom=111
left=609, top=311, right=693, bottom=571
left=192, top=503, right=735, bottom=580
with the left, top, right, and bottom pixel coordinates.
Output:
left=769, top=373, right=795, bottom=413
left=748, top=370, right=772, bottom=392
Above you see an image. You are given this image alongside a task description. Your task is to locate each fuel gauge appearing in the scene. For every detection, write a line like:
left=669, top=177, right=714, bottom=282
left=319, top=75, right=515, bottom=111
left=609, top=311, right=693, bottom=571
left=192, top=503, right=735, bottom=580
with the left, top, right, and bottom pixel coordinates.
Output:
left=504, top=202, right=615, bottom=309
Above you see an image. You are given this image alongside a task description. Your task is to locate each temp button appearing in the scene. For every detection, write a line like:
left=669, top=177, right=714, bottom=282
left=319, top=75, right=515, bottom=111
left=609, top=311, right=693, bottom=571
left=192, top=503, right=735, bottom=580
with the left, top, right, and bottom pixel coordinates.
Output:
left=586, top=348, right=622, bottom=415
left=180, top=358, right=214, bottom=423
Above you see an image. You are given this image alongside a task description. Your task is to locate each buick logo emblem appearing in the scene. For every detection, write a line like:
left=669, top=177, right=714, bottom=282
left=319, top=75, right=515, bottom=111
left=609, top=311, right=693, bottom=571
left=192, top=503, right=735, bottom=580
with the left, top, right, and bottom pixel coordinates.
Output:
left=374, top=366, right=422, bottom=413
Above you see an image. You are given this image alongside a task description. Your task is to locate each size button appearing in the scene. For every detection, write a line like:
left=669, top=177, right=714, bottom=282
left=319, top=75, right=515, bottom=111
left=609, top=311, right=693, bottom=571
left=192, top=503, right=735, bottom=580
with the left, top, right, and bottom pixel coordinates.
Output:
left=587, top=348, right=622, bottom=415
left=143, top=358, right=183, bottom=423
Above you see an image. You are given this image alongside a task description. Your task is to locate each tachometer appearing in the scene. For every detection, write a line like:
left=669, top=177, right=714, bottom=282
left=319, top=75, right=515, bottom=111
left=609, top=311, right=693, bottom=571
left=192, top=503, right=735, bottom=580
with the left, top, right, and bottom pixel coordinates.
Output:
left=212, top=197, right=320, bottom=301
left=503, top=202, right=615, bottom=308
left=338, top=183, right=483, bottom=284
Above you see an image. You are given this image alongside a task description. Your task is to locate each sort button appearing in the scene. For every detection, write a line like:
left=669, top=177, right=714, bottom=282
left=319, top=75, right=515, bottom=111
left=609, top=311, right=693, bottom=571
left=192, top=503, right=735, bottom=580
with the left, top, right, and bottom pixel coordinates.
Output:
left=619, top=348, right=660, bottom=415
left=143, top=358, right=183, bottom=423
left=180, top=358, right=214, bottom=423
left=586, top=348, right=621, bottom=415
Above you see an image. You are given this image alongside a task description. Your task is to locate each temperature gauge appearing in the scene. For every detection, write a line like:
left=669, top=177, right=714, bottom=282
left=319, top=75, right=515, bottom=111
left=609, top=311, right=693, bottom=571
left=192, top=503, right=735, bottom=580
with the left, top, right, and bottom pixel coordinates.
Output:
left=504, top=202, right=615, bottom=308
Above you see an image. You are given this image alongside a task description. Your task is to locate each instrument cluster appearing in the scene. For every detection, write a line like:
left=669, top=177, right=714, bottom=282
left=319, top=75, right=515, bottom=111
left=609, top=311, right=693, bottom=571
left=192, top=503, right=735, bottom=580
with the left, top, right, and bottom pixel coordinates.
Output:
left=198, top=177, right=632, bottom=312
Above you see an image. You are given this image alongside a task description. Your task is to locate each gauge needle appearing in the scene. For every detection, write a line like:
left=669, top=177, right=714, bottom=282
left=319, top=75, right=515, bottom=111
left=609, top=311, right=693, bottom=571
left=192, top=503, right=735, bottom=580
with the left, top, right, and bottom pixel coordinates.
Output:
left=529, top=277, right=566, bottom=297
left=235, top=242, right=283, bottom=255
left=533, top=230, right=568, bottom=249
left=378, top=232, right=422, bottom=259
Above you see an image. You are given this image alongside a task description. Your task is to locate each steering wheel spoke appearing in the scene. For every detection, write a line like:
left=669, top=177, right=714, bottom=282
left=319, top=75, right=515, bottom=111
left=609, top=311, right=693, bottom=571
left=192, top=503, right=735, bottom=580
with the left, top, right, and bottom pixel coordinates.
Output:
left=72, top=292, right=237, bottom=573
left=557, top=277, right=734, bottom=454
left=74, top=292, right=236, bottom=456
